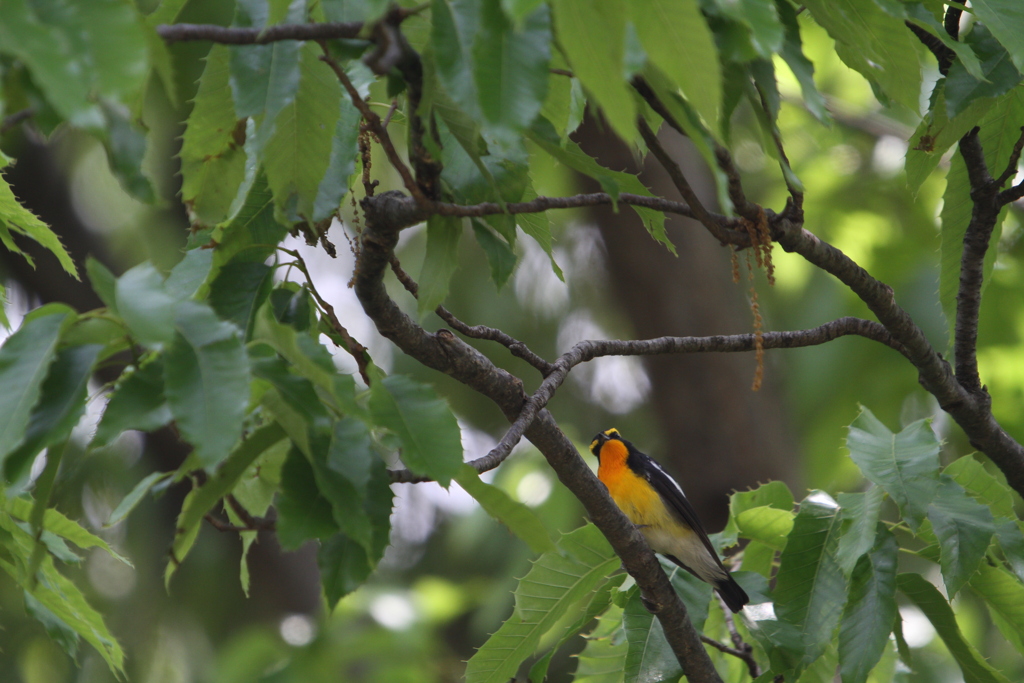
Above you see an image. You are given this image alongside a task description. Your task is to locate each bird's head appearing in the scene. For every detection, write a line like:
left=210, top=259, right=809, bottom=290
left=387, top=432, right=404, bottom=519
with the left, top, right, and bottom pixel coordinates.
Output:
left=590, top=428, right=624, bottom=461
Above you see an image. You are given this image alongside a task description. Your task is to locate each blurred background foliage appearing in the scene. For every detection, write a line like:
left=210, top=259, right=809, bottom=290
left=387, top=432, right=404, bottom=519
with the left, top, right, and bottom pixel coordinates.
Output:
left=1, top=1, right=1023, bottom=682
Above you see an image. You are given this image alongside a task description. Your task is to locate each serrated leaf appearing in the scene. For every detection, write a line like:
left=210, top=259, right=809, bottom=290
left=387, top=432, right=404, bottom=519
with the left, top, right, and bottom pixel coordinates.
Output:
left=474, top=0, right=550, bottom=135
left=945, top=25, right=1023, bottom=119
left=774, top=491, right=848, bottom=666
left=471, top=219, right=517, bottom=289
left=209, top=261, right=274, bottom=339
left=944, top=455, right=1018, bottom=520
left=163, top=302, right=250, bottom=468
left=776, top=0, right=827, bottom=122
left=4, top=344, right=101, bottom=482
left=92, top=358, right=172, bottom=448
left=970, top=561, right=1024, bottom=656
left=313, top=90, right=361, bottom=221
left=552, top=0, right=636, bottom=142
left=319, top=532, right=372, bottom=608
left=115, top=262, right=178, bottom=348
left=926, top=479, right=996, bottom=597
left=24, top=591, right=79, bottom=660
left=180, top=44, right=248, bottom=225
left=105, top=471, right=173, bottom=527
left=623, top=587, right=681, bottom=683
left=85, top=257, right=118, bottom=312
left=629, top=0, right=720, bottom=133
left=846, top=408, right=940, bottom=531
left=211, top=172, right=291, bottom=274
left=276, top=445, right=341, bottom=550
left=455, top=464, right=555, bottom=554
left=970, top=0, right=1024, bottom=75
left=165, top=421, right=286, bottom=585
left=262, top=42, right=345, bottom=222
left=528, top=117, right=673, bottom=254
left=801, top=0, right=920, bottom=112
left=432, top=0, right=482, bottom=118
left=839, top=525, right=898, bottom=683
left=417, top=214, right=462, bottom=318
left=369, top=375, right=463, bottom=486
left=308, top=428, right=373, bottom=551
left=836, top=486, right=885, bottom=576
left=0, top=172, right=78, bottom=278
left=528, top=574, right=625, bottom=683
left=465, top=524, right=619, bottom=683
left=0, top=310, right=67, bottom=470
left=897, top=573, right=1011, bottom=683
left=735, top=505, right=794, bottom=551
left=574, top=603, right=628, bottom=683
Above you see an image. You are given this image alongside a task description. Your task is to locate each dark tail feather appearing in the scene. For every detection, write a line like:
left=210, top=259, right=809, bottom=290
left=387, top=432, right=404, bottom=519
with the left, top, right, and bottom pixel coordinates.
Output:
left=716, top=574, right=749, bottom=613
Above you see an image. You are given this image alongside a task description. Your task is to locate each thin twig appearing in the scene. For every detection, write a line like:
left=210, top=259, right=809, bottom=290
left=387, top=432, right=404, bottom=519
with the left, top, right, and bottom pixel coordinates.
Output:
left=382, top=99, right=399, bottom=129
left=389, top=316, right=905, bottom=483
left=280, top=247, right=373, bottom=385
left=995, top=127, right=1024, bottom=188
left=318, top=44, right=428, bottom=205
left=637, top=118, right=732, bottom=244
left=0, top=107, right=35, bottom=135
left=388, top=256, right=556, bottom=376
left=157, top=21, right=364, bottom=44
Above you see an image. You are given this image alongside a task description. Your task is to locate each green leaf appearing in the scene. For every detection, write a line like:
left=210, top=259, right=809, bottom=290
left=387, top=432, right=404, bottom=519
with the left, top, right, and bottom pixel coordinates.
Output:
left=905, top=84, right=994, bottom=194
left=319, top=532, right=372, bottom=608
left=839, top=525, right=898, bottom=683
left=313, top=90, right=361, bottom=221
left=5, top=496, right=128, bottom=565
left=846, top=408, right=940, bottom=531
left=432, top=0, right=482, bottom=118
left=926, top=479, right=996, bottom=597
left=970, top=561, right=1024, bottom=657
left=0, top=171, right=77, bottom=278
left=180, top=44, right=248, bottom=226
left=776, top=0, right=827, bottom=122
left=465, top=524, right=620, bottom=683
left=897, top=573, right=1011, bottom=683
left=165, top=249, right=214, bottom=302
left=736, top=506, right=794, bottom=551
left=551, top=0, right=636, bottom=143
left=623, top=587, right=681, bottom=683
left=369, top=375, right=463, bottom=486
left=774, top=491, right=848, bottom=666
left=474, top=0, right=551, bottom=135
left=276, top=444, right=341, bottom=550
left=970, top=0, right=1024, bottom=75
left=252, top=304, right=338, bottom=392
left=85, top=257, right=118, bottom=312
left=629, top=0, right=721, bottom=133
left=836, top=486, right=885, bottom=576
left=0, top=0, right=148, bottom=120
left=229, top=1, right=303, bottom=130
left=262, top=42, right=345, bottom=223
left=939, top=89, right=1024, bottom=341
left=209, top=261, right=274, bottom=339
left=527, top=574, right=625, bottom=683
left=115, top=262, right=178, bottom=348
left=574, top=604, right=628, bottom=683
left=527, top=118, right=673, bottom=254
left=455, top=464, right=556, bottom=554
left=308, top=428, right=373, bottom=552
left=92, top=358, right=172, bottom=448
left=516, top=180, right=562, bottom=279
left=801, top=0, right=921, bottom=112
left=0, top=310, right=67, bottom=470
left=902, top=4, right=984, bottom=82
left=4, top=344, right=101, bottom=482
left=165, top=422, right=286, bottom=585
left=96, top=100, right=155, bottom=203
left=417, top=214, right=462, bottom=318
left=164, top=302, right=251, bottom=468
left=105, top=471, right=173, bottom=527
left=945, top=25, right=1023, bottom=119
left=471, top=219, right=517, bottom=288
left=944, top=455, right=1019, bottom=520
left=24, top=591, right=79, bottom=660
left=211, top=173, right=290, bottom=276
left=663, top=558, right=712, bottom=629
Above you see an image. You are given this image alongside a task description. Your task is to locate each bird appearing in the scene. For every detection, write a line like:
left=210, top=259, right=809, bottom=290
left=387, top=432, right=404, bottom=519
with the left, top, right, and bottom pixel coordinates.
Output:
left=589, top=428, right=749, bottom=613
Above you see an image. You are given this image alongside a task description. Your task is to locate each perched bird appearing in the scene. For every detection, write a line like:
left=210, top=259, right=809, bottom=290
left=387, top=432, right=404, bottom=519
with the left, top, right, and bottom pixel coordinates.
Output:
left=590, top=428, right=749, bottom=612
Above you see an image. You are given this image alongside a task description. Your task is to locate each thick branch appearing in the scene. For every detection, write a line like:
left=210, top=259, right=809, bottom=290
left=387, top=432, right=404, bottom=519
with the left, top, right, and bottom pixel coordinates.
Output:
left=156, top=21, right=363, bottom=44
left=355, top=191, right=723, bottom=683
left=954, top=129, right=1002, bottom=394
left=905, top=21, right=956, bottom=75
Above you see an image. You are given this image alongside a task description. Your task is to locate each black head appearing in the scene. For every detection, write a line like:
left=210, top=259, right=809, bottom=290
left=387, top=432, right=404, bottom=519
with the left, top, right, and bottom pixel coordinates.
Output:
left=589, top=428, right=624, bottom=460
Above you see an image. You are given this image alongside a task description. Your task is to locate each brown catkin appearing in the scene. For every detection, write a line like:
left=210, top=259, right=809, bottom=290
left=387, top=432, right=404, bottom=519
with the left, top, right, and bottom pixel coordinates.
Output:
left=731, top=249, right=741, bottom=284
left=756, top=206, right=775, bottom=286
left=744, top=250, right=765, bottom=391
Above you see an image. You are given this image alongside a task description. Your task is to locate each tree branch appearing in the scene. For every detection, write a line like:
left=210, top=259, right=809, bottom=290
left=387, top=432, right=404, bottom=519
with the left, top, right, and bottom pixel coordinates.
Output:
left=905, top=21, right=956, bottom=75
left=0, top=107, right=35, bottom=135
left=355, top=191, right=723, bottom=683
left=156, top=21, right=364, bottom=44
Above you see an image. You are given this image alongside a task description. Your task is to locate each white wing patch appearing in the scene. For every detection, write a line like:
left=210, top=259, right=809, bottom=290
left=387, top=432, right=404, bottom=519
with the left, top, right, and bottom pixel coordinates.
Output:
left=645, top=459, right=689, bottom=499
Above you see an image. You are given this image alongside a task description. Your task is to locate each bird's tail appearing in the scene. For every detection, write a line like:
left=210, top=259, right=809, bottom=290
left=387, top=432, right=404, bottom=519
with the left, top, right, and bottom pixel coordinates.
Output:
left=715, top=574, right=749, bottom=613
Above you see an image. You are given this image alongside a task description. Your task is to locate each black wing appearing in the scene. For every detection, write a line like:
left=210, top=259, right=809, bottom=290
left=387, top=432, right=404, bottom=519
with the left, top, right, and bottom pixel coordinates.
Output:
left=633, top=452, right=728, bottom=571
